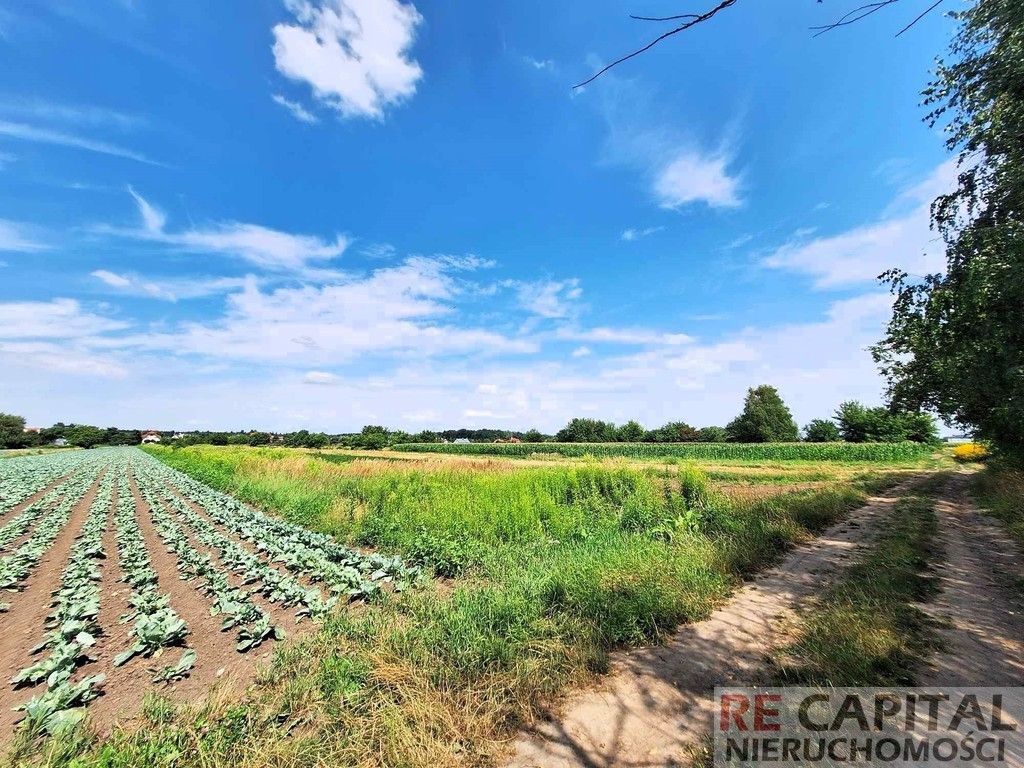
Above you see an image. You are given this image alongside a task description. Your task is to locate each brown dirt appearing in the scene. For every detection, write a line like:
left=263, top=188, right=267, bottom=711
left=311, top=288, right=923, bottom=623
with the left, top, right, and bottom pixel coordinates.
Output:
left=0, top=475, right=103, bottom=736
left=917, top=472, right=1024, bottom=686
left=505, top=479, right=923, bottom=768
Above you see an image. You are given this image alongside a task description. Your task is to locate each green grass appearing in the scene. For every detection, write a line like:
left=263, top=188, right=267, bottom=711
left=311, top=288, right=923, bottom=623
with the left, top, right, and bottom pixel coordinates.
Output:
left=12, top=446, right=917, bottom=768
left=393, top=440, right=938, bottom=462
left=974, top=465, right=1024, bottom=550
left=772, top=475, right=947, bottom=686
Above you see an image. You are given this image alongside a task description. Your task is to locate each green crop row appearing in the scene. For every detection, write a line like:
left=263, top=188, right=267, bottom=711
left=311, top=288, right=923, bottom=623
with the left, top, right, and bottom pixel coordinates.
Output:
left=392, top=441, right=937, bottom=462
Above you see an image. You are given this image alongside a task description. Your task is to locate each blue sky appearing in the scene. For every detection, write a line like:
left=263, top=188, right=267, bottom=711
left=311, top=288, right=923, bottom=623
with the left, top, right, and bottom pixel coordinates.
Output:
left=0, top=0, right=956, bottom=432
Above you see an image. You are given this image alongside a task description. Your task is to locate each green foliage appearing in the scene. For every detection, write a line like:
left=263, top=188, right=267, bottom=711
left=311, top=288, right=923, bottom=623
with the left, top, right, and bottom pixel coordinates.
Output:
left=835, top=401, right=939, bottom=443
left=726, top=385, right=799, bottom=443
left=646, top=421, right=700, bottom=442
left=696, top=425, right=728, bottom=442
left=615, top=420, right=646, bottom=442
left=393, top=440, right=935, bottom=462
left=555, top=418, right=617, bottom=442
left=874, top=0, right=1024, bottom=454
left=804, top=419, right=842, bottom=443
left=0, top=412, right=30, bottom=449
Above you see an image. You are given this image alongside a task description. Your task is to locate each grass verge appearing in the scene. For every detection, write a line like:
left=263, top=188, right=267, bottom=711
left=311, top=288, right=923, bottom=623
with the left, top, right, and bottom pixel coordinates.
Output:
left=771, top=474, right=948, bottom=686
left=973, top=466, right=1024, bottom=550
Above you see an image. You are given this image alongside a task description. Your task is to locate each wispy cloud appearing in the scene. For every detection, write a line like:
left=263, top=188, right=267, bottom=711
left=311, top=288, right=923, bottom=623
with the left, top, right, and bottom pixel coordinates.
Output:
left=272, top=93, right=320, bottom=124
left=91, top=269, right=252, bottom=301
left=107, top=188, right=350, bottom=271
left=0, top=120, right=160, bottom=165
left=272, top=0, right=424, bottom=120
left=0, top=219, right=48, bottom=252
left=620, top=225, right=664, bottom=242
left=556, top=326, right=693, bottom=346
left=509, top=278, right=582, bottom=319
left=762, top=160, right=955, bottom=288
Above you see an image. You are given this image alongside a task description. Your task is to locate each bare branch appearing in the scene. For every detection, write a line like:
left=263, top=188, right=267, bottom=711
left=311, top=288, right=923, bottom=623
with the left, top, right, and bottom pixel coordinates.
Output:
left=573, top=0, right=739, bottom=89
left=895, top=0, right=943, bottom=37
left=810, top=0, right=901, bottom=36
left=629, top=13, right=702, bottom=22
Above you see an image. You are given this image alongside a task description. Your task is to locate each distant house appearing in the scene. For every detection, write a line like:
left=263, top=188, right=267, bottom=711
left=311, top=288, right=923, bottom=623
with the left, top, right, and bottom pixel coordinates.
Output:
left=453, top=438, right=471, bottom=444
left=171, top=433, right=187, bottom=440
left=23, top=426, right=41, bottom=434
left=141, top=431, right=162, bottom=444
left=52, top=438, right=68, bottom=447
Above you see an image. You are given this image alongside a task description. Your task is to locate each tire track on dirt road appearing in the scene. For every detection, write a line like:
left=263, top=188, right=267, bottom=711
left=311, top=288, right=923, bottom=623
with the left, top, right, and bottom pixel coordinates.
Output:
left=505, top=479, right=926, bottom=768
left=917, top=472, right=1024, bottom=687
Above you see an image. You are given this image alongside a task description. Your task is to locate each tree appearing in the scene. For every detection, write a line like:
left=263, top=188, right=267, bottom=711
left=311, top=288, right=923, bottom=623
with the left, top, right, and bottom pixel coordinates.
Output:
left=616, top=420, right=647, bottom=442
left=804, top=419, right=842, bottom=442
left=575, top=0, right=938, bottom=87
left=697, top=425, right=728, bottom=442
left=523, top=429, right=545, bottom=443
left=356, top=425, right=389, bottom=450
left=835, top=400, right=939, bottom=443
left=874, top=0, right=1024, bottom=455
left=726, top=386, right=799, bottom=442
left=555, top=418, right=616, bottom=442
left=0, top=413, right=28, bottom=448
left=647, top=421, right=700, bottom=442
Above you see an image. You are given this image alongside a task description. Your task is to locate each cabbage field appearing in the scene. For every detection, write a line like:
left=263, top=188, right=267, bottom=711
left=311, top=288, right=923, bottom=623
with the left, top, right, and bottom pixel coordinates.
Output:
left=0, top=448, right=418, bottom=739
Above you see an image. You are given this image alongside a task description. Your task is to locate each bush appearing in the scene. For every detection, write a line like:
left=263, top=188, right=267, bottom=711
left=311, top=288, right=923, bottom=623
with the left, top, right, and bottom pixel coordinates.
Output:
left=804, top=419, right=842, bottom=442
left=952, top=443, right=988, bottom=463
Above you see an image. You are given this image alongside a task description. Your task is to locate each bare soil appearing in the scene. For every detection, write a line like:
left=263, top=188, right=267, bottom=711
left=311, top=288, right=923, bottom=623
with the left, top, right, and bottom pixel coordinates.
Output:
left=918, top=472, right=1024, bottom=686
left=0, top=476, right=103, bottom=734
left=505, top=480, right=921, bottom=768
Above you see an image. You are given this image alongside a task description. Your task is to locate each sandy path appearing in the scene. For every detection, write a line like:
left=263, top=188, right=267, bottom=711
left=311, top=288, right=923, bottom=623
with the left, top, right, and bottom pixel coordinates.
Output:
left=0, top=476, right=102, bottom=736
left=918, top=473, right=1024, bottom=686
left=506, top=480, right=922, bottom=768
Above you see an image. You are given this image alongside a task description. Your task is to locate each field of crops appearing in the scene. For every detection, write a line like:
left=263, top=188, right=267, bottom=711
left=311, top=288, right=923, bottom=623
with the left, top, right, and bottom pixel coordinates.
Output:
left=0, top=448, right=417, bottom=739
left=393, top=440, right=938, bottom=462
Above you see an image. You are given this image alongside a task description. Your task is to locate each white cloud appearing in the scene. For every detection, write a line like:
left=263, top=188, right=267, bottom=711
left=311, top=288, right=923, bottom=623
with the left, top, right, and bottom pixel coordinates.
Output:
left=557, top=326, right=693, bottom=346
left=91, top=269, right=132, bottom=288
left=90, top=269, right=251, bottom=301
left=123, top=257, right=535, bottom=364
left=0, top=291, right=899, bottom=432
left=272, top=0, right=423, bottom=120
left=571, top=346, right=591, bottom=358
left=654, top=150, right=742, bottom=209
left=0, top=298, right=127, bottom=340
left=272, top=94, right=319, bottom=124
left=111, top=188, right=349, bottom=271
left=762, top=160, right=955, bottom=288
left=0, top=120, right=159, bottom=165
left=523, top=56, right=553, bottom=70
left=0, top=219, right=47, bottom=252
left=620, top=225, right=664, bottom=242
left=511, top=278, right=582, bottom=319
left=303, top=370, right=340, bottom=384
left=127, top=185, right=166, bottom=233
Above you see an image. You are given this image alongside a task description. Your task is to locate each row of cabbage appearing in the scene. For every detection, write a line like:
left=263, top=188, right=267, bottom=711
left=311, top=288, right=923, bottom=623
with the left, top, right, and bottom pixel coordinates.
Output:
left=131, top=450, right=420, bottom=604
left=3, top=448, right=420, bottom=735
left=0, top=450, right=108, bottom=518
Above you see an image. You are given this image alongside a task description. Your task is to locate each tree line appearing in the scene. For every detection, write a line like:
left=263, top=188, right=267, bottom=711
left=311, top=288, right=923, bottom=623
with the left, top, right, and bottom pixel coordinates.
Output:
left=0, top=385, right=939, bottom=451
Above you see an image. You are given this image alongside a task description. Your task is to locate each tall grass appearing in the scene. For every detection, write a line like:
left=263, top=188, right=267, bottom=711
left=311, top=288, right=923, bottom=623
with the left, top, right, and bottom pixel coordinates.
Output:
left=394, top=441, right=937, bottom=462
left=31, top=445, right=914, bottom=768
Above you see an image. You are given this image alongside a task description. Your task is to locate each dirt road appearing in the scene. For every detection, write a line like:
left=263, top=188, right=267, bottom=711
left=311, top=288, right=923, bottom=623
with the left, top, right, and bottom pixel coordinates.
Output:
left=505, top=475, right=1024, bottom=768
